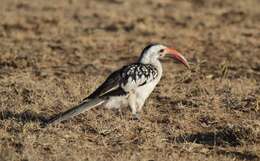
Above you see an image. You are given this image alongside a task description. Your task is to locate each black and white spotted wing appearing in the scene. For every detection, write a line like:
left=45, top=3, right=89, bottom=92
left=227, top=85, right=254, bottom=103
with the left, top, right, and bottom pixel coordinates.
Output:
left=120, top=63, right=158, bottom=90
left=83, top=63, right=158, bottom=100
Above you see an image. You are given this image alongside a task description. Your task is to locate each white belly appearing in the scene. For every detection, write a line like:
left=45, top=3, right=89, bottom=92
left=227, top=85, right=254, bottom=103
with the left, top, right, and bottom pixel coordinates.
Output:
left=104, top=96, right=129, bottom=109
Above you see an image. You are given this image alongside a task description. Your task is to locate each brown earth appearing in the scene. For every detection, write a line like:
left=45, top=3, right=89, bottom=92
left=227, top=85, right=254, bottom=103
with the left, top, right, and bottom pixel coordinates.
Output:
left=0, top=0, right=259, bottom=160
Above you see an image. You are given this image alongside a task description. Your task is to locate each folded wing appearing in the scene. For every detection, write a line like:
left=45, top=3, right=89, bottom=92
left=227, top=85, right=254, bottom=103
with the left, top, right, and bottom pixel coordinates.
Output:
left=82, top=63, right=158, bottom=101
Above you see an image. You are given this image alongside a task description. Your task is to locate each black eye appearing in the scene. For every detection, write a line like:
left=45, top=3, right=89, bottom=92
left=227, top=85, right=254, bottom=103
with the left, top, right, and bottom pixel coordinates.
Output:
left=159, top=49, right=164, bottom=53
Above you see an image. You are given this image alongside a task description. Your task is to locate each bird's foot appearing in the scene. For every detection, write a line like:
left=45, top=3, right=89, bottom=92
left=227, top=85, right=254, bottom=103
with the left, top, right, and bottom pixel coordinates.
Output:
left=132, top=113, right=140, bottom=120
left=113, top=108, right=121, bottom=115
left=113, top=108, right=124, bottom=119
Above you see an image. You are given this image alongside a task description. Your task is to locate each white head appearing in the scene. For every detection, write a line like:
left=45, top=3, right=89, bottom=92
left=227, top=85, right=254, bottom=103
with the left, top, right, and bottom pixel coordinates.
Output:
left=138, top=43, right=190, bottom=69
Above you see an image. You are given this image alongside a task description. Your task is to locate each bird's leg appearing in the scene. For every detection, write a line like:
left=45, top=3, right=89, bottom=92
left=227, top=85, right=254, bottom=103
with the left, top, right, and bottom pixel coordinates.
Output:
left=128, top=93, right=139, bottom=119
left=132, top=103, right=142, bottom=120
left=137, top=100, right=145, bottom=113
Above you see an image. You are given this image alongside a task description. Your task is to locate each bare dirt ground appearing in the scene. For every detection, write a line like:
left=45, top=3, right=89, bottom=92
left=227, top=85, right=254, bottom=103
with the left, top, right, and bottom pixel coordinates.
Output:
left=0, top=0, right=259, bottom=160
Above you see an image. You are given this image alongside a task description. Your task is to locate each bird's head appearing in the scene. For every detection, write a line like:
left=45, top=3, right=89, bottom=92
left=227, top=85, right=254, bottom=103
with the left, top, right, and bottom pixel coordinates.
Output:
left=139, top=43, right=190, bottom=69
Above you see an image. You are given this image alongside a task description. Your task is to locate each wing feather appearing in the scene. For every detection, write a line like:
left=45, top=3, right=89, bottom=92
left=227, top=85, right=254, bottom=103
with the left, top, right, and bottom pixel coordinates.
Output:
left=83, top=63, right=158, bottom=100
left=83, top=70, right=122, bottom=100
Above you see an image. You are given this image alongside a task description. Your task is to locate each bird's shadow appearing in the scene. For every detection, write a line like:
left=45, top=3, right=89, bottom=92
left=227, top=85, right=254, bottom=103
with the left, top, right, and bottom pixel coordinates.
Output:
left=171, top=127, right=250, bottom=147
left=172, top=130, right=241, bottom=147
left=168, top=127, right=259, bottom=161
left=0, top=110, right=48, bottom=125
left=216, top=150, right=259, bottom=161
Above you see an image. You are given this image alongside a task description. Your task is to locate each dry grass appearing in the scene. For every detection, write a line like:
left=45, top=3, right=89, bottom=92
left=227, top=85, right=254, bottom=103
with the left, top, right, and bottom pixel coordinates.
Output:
left=0, top=0, right=259, bottom=160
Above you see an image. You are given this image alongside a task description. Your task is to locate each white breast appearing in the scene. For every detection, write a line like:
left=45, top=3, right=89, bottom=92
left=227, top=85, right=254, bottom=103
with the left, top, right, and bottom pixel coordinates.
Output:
left=135, top=78, right=160, bottom=106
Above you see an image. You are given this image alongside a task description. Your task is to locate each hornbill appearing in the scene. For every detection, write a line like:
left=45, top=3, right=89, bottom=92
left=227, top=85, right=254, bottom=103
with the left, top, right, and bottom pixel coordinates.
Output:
left=46, top=43, right=190, bottom=126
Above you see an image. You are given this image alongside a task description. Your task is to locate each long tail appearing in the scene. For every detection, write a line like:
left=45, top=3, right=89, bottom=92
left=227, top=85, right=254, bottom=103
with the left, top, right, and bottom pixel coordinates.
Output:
left=45, top=98, right=105, bottom=126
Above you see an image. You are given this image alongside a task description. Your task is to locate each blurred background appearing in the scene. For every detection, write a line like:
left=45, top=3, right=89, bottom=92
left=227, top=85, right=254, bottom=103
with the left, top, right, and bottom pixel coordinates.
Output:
left=0, top=0, right=259, bottom=161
